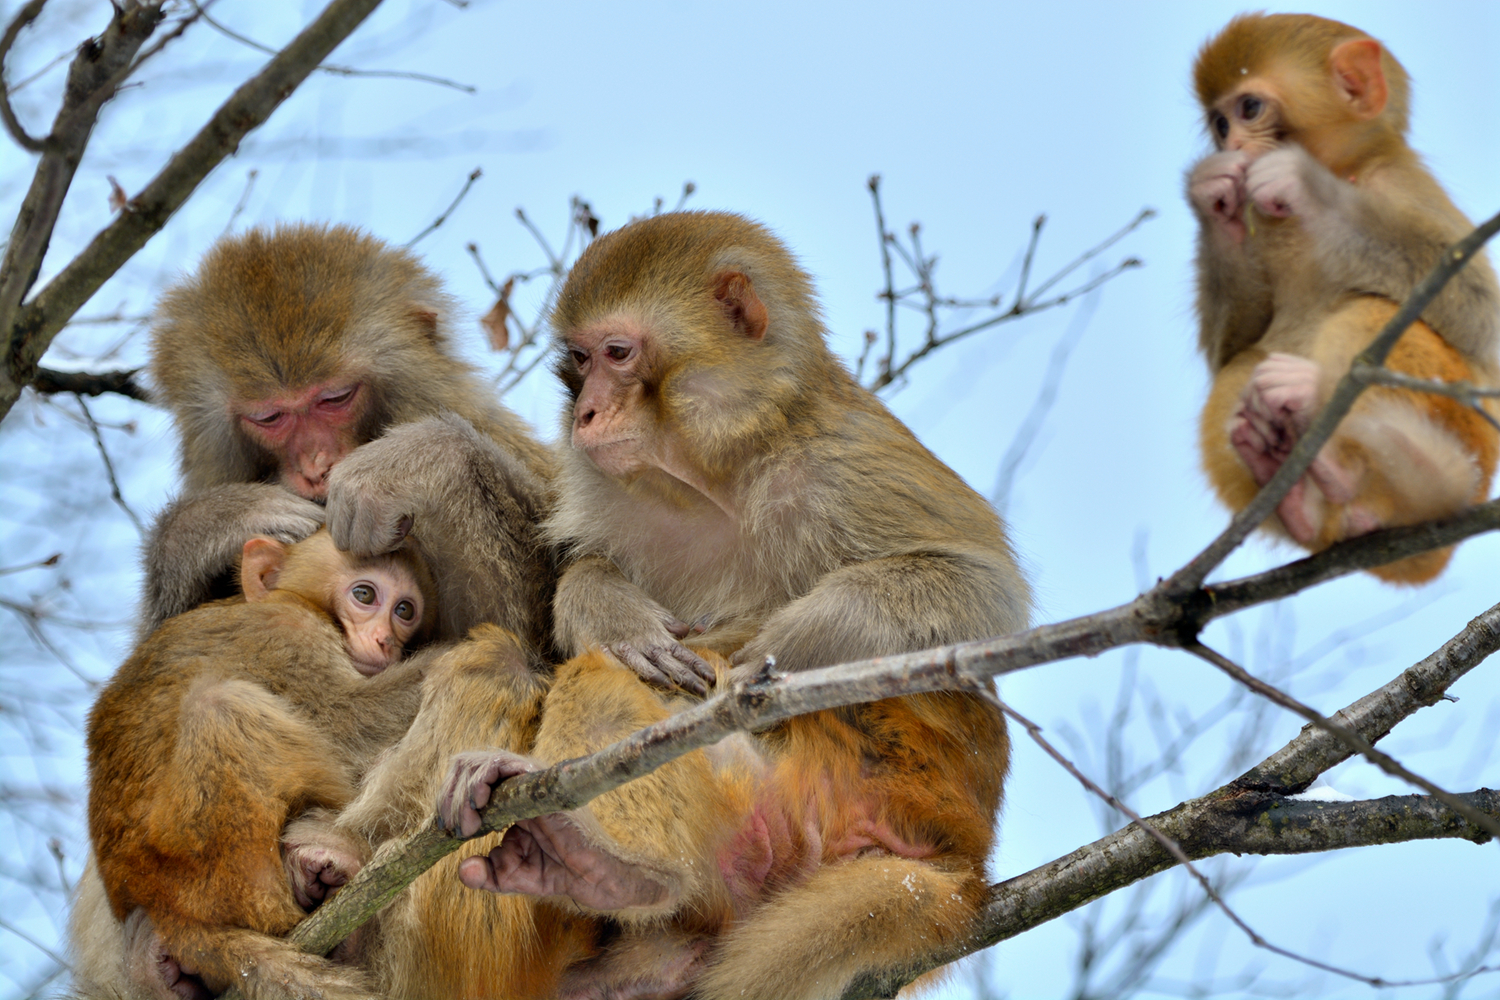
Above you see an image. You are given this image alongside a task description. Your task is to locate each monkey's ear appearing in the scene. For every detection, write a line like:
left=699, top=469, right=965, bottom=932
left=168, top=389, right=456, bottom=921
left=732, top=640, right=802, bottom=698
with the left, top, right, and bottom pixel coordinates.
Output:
left=410, top=307, right=441, bottom=345
left=712, top=271, right=769, bottom=340
left=240, top=536, right=287, bottom=602
left=1329, top=39, right=1387, bottom=120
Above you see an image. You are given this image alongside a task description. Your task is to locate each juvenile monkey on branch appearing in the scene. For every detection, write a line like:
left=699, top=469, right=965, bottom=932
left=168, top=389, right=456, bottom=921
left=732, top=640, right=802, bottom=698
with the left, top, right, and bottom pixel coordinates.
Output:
left=1187, top=13, right=1500, bottom=582
left=446, top=211, right=1030, bottom=1000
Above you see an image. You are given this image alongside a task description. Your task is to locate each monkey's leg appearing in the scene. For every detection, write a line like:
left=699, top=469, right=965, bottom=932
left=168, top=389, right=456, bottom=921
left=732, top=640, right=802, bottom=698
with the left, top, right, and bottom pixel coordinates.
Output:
left=338, top=626, right=598, bottom=1000
left=694, top=855, right=988, bottom=1000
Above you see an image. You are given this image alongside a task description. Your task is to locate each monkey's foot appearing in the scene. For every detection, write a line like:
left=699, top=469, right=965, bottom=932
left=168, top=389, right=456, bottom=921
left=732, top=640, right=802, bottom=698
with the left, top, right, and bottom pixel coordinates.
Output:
left=284, top=839, right=362, bottom=912
left=123, top=909, right=212, bottom=1000
left=458, top=812, right=671, bottom=912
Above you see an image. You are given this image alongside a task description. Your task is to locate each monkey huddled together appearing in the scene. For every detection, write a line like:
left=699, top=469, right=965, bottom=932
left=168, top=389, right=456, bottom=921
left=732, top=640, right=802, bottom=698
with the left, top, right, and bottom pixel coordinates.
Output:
left=71, top=13, right=1497, bottom=1000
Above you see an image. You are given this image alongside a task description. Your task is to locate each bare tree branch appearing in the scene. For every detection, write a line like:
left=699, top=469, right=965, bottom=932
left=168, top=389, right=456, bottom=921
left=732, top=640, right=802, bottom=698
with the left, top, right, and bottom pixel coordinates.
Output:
left=30, top=366, right=149, bottom=401
left=0, top=1, right=167, bottom=407
left=0, top=0, right=388, bottom=421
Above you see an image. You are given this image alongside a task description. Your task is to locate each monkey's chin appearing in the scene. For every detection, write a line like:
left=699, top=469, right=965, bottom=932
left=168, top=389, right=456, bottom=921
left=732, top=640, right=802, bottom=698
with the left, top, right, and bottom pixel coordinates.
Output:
left=580, top=439, right=646, bottom=478
left=350, top=654, right=392, bottom=677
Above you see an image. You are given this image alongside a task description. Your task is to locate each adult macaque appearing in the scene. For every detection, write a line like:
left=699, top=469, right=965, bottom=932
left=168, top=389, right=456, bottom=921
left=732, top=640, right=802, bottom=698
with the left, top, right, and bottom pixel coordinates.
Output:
left=141, top=223, right=555, bottom=651
left=450, top=212, right=1029, bottom=999
left=83, top=531, right=436, bottom=999
left=1188, top=13, right=1500, bottom=581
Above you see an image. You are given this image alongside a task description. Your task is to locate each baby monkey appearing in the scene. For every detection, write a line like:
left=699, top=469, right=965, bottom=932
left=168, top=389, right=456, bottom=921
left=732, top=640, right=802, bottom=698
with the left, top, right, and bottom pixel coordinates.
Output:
left=84, top=530, right=436, bottom=1000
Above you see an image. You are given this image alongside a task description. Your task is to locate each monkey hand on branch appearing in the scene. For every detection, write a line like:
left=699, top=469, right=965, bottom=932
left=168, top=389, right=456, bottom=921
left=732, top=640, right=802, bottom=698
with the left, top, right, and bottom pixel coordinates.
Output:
left=1188, top=13, right=1500, bottom=582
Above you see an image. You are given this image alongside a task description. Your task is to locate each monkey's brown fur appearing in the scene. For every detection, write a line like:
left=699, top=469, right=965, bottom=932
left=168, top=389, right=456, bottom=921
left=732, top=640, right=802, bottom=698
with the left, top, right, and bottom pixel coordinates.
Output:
left=535, top=212, right=1026, bottom=999
left=1189, top=14, right=1500, bottom=581
left=86, top=534, right=432, bottom=999
left=141, top=223, right=557, bottom=654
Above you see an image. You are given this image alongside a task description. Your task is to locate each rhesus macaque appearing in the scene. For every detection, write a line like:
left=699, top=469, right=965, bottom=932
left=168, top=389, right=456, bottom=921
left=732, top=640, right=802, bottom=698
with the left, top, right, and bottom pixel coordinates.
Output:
left=1188, top=13, right=1500, bottom=582
left=83, top=531, right=437, bottom=1000
left=140, top=223, right=556, bottom=652
left=448, top=212, right=1030, bottom=1000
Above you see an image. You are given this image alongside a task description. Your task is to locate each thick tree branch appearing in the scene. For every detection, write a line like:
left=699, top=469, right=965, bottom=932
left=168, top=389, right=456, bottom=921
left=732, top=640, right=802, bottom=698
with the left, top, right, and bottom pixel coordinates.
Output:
left=30, top=366, right=149, bottom=401
left=0, top=0, right=386, bottom=421
left=1164, top=208, right=1500, bottom=594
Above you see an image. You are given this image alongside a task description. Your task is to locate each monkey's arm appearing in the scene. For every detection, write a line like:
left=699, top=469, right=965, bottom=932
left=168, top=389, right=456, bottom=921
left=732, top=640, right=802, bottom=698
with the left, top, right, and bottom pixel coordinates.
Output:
left=325, top=413, right=555, bottom=650
left=731, top=551, right=1027, bottom=673
left=553, top=555, right=719, bottom=694
left=138, top=484, right=323, bottom=639
left=1246, top=145, right=1500, bottom=364
left=1188, top=150, right=1275, bottom=368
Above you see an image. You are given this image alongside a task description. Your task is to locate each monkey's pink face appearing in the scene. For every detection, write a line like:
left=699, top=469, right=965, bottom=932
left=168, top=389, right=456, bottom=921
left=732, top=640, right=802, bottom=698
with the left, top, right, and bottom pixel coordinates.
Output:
left=236, top=382, right=368, bottom=500
left=563, top=318, right=659, bottom=478
left=334, top=567, right=424, bottom=675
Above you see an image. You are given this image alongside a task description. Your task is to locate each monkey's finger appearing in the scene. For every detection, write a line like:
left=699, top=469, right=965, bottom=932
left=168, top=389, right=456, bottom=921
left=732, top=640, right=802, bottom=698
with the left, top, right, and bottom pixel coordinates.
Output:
left=644, top=644, right=710, bottom=696
left=457, top=854, right=503, bottom=893
left=663, top=616, right=692, bottom=639
left=670, top=644, right=719, bottom=687
left=611, top=642, right=675, bottom=690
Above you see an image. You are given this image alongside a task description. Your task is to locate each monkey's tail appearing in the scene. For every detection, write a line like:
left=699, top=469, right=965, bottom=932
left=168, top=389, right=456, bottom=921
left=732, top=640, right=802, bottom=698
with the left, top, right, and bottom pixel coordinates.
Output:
left=161, top=920, right=374, bottom=1000
left=693, top=854, right=984, bottom=1000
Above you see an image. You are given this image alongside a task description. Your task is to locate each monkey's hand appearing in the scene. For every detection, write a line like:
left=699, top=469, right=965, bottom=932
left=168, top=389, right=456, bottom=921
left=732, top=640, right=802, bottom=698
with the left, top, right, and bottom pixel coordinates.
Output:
left=1245, top=145, right=1346, bottom=222
left=555, top=555, right=718, bottom=695
left=140, top=484, right=324, bottom=637
left=438, top=748, right=541, bottom=838
left=1188, top=150, right=1252, bottom=242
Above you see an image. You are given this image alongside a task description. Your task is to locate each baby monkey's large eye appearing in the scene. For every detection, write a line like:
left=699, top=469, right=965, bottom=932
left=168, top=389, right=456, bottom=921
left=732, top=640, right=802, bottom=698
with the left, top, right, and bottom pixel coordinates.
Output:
left=1212, top=113, right=1230, bottom=139
left=351, top=584, right=376, bottom=605
left=1237, top=94, right=1264, bottom=121
left=394, top=600, right=416, bottom=622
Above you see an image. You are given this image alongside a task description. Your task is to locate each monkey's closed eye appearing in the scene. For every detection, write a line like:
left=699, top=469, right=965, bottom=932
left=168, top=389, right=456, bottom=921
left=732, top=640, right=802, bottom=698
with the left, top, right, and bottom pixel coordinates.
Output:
left=319, top=386, right=358, bottom=407
left=394, top=600, right=416, bottom=622
left=247, top=410, right=284, bottom=427
left=351, top=583, right=377, bottom=605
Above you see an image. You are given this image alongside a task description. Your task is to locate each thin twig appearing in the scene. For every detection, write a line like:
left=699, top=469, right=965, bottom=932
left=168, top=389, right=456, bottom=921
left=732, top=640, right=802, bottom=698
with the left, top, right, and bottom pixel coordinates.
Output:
left=0, top=553, right=59, bottom=575
left=74, top=394, right=144, bottom=533
left=221, top=168, right=258, bottom=235
left=406, top=167, right=482, bottom=247
left=1164, top=207, right=1500, bottom=594
left=191, top=2, right=475, bottom=92
left=1352, top=362, right=1500, bottom=432
left=867, top=175, right=897, bottom=380
left=0, top=0, right=47, bottom=152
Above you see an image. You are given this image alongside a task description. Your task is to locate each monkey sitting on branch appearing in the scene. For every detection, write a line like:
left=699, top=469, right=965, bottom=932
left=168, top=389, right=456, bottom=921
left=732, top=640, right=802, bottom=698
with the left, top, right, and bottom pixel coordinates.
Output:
left=83, top=531, right=436, bottom=1000
left=1187, top=13, right=1500, bottom=582
left=444, top=210, right=1030, bottom=1000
